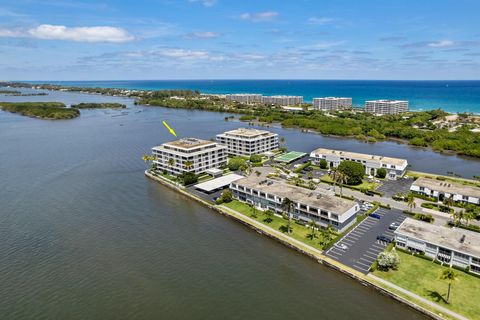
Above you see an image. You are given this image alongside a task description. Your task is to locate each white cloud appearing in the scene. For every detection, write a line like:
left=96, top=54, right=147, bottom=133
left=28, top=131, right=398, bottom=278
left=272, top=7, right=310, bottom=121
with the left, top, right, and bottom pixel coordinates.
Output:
left=185, top=31, right=220, bottom=39
left=153, top=48, right=211, bottom=59
left=0, top=24, right=134, bottom=43
left=240, top=11, right=278, bottom=22
left=307, top=17, right=334, bottom=25
left=306, top=41, right=346, bottom=50
left=188, top=0, right=217, bottom=7
left=427, top=40, right=455, bottom=48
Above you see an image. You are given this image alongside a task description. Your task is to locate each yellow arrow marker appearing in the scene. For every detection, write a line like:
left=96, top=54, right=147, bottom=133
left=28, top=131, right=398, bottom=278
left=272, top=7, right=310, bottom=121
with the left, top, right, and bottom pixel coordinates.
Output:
left=163, top=121, right=177, bottom=137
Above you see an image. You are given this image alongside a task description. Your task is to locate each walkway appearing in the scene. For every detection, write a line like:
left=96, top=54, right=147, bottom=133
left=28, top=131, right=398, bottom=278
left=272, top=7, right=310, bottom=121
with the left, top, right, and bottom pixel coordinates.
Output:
left=368, top=274, right=469, bottom=320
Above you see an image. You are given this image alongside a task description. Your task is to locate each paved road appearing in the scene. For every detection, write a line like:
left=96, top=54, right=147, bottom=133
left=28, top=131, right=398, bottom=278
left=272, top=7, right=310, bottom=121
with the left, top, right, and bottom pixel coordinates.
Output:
left=325, top=208, right=407, bottom=274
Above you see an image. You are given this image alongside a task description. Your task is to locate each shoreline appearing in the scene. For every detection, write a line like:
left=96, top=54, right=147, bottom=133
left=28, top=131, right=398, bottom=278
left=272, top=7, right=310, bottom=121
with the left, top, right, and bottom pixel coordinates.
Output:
left=144, top=170, right=460, bottom=320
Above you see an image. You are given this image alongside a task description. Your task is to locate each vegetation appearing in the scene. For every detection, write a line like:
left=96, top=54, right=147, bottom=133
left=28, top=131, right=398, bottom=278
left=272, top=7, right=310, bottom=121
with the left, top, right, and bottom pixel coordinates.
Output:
left=249, top=154, right=262, bottom=163
left=376, top=167, right=387, bottom=179
left=421, top=202, right=453, bottom=213
left=440, top=269, right=458, bottom=304
left=319, top=158, right=328, bottom=169
left=228, top=157, right=247, bottom=171
left=373, top=250, right=480, bottom=319
left=337, top=160, right=365, bottom=185
left=281, top=197, right=295, bottom=234
left=377, top=251, right=400, bottom=271
left=178, top=172, right=198, bottom=185
left=0, top=90, right=21, bottom=94
left=0, top=102, right=79, bottom=119
left=71, top=103, right=126, bottom=109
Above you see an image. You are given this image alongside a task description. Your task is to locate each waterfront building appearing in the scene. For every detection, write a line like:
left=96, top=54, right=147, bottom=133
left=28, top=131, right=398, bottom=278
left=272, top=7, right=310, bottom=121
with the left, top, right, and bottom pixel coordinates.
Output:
left=230, top=175, right=359, bottom=232
left=313, top=97, right=352, bottom=112
left=395, top=218, right=480, bottom=273
left=309, top=148, right=408, bottom=180
left=225, top=93, right=262, bottom=104
left=152, top=138, right=227, bottom=175
left=365, top=100, right=409, bottom=115
left=216, top=128, right=279, bottom=156
left=262, top=95, right=304, bottom=106
left=410, top=177, right=480, bottom=205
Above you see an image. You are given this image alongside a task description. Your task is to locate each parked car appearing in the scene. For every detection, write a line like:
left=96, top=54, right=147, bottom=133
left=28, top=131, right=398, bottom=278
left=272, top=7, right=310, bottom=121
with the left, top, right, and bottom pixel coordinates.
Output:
left=369, top=213, right=381, bottom=219
left=376, top=235, right=393, bottom=243
left=389, top=222, right=401, bottom=230
left=335, top=243, right=348, bottom=250
left=365, top=191, right=375, bottom=196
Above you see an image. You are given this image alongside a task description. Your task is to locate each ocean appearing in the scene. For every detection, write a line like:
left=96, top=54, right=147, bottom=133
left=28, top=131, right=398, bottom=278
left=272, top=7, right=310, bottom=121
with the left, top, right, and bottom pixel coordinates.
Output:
left=30, top=79, right=480, bottom=114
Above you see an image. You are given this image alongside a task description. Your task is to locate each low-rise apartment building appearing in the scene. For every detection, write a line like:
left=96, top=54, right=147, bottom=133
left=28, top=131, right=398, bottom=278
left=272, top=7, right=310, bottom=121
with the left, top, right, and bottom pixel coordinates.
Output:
left=230, top=175, right=359, bottom=232
left=216, top=128, right=279, bottom=156
left=310, top=148, right=408, bottom=180
left=262, top=95, right=304, bottom=106
left=395, top=218, right=480, bottom=273
left=225, top=93, right=262, bottom=104
left=365, top=100, right=409, bottom=115
left=313, top=97, right=352, bottom=112
left=410, top=177, right=480, bottom=205
left=152, top=138, right=227, bottom=175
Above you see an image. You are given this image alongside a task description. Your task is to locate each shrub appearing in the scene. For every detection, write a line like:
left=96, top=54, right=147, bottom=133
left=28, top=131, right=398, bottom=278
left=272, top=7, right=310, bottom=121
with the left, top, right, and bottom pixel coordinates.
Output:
left=179, top=172, right=198, bottom=185
left=338, top=160, right=364, bottom=185
left=376, top=168, right=387, bottom=179
left=220, top=190, right=233, bottom=203
left=228, top=157, right=246, bottom=171
left=249, top=154, right=262, bottom=163
left=377, top=251, right=400, bottom=270
left=319, top=159, right=328, bottom=169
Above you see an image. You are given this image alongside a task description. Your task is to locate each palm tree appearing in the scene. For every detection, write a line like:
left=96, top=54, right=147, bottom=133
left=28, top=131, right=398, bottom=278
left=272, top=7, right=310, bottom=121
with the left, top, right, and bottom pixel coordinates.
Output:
left=308, top=180, right=316, bottom=190
left=407, top=192, right=416, bottom=213
left=452, top=210, right=466, bottom=227
left=440, top=269, right=457, bottom=304
left=255, top=170, right=261, bottom=177
left=307, top=221, right=317, bottom=240
left=443, top=195, right=454, bottom=212
left=184, top=160, right=194, bottom=171
left=142, top=154, right=151, bottom=163
left=279, top=137, right=286, bottom=145
left=330, top=168, right=347, bottom=195
left=250, top=204, right=258, bottom=218
left=281, top=197, right=295, bottom=234
left=263, top=209, right=274, bottom=223
left=463, top=210, right=475, bottom=226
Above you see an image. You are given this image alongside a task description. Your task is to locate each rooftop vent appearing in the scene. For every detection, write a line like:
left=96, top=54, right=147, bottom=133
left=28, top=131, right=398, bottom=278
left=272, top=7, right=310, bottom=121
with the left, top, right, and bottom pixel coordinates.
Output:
left=460, top=234, right=466, bottom=243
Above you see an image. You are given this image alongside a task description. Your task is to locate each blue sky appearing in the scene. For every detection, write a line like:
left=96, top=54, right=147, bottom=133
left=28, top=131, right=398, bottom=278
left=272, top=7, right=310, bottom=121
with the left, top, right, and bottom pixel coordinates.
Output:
left=1, top=0, right=479, bottom=80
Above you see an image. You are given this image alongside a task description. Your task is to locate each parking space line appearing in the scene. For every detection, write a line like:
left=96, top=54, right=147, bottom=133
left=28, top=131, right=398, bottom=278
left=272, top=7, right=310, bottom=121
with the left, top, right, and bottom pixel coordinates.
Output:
left=353, top=264, right=370, bottom=271
left=354, top=260, right=371, bottom=268
left=363, top=253, right=377, bottom=259
left=342, top=239, right=355, bottom=244
left=359, top=257, right=373, bottom=264
left=372, top=244, right=385, bottom=249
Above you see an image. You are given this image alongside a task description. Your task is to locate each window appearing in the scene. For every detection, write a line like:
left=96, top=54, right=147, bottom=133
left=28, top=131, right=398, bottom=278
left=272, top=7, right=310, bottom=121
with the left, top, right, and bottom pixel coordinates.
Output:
left=454, top=252, right=469, bottom=260
left=331, top=214, right=339, bottom=220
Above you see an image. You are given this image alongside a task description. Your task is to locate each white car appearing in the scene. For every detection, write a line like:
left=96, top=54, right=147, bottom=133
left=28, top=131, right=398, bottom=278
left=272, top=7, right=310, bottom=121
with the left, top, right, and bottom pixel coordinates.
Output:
left=335, top=243, right=348, bottom=250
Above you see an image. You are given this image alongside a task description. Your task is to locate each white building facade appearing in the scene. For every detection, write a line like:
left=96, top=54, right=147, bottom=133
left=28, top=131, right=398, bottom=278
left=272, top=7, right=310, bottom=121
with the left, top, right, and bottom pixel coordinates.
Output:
left=410, top=177, right=480, bottom=205
left=152, top=138, right=227, bottom=175
left=262, top=95, right=303, bottom=106
left=225, top=94, right=262, bottom=104
left=310, top=148, right=408, bottom=180
left=216, top=128, right=279, bottom=156
left=395, top=218, right=480, bottom=274
left=365, top=100, right=409, bottom=115
left=313, top=97, right=352, bottom=112
left=230, top=176, right=359, bottom=232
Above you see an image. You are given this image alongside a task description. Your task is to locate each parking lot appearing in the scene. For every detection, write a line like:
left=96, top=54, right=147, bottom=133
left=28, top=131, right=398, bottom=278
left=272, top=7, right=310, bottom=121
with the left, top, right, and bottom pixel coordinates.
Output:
left=325, top=208, right=407, bottom=274
left=376, top=178, right=414, bottom=198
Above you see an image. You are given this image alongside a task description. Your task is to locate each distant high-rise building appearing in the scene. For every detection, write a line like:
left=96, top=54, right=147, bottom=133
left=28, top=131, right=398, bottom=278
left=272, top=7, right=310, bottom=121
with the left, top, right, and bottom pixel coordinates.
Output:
left=225, top=94, right=262, bottom=104
left=365, top=100, right=409, bottom=115
left=262, top=95, right=303, bottom=106
left=313, top=97, right=352, bottom=112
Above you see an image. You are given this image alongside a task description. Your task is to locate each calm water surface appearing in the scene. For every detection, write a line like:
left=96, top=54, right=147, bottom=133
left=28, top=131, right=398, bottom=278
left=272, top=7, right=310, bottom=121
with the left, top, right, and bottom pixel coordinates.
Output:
left=1, top=88, right=477, bottom=319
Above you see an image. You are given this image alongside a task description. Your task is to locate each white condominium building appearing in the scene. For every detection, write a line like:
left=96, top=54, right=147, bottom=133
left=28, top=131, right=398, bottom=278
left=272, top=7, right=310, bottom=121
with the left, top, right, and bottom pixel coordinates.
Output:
left=395, top=218, right=480, bottom=273
left=410, top=177, right=480, bottom=205
left=225, top=94, right=262, bottom=104
left=313, top=97, right=352, bottom=112
left=216, top=128, right=279, bottom=156
left=152, top=138, right=227, bottom=175
left=365, top=100, right=409, bottom=115
left=262, top=95, right=303, bottom=106
left=310, top=148, right=408, bottom=180
left=230, top=174, right=359, bottom=232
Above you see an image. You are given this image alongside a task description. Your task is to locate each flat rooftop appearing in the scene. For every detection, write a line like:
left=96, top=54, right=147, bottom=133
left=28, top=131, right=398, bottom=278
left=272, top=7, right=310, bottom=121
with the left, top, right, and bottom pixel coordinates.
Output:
left=195, top=174, right=244, bottom=192
left=314, top=97, right=351, bottom=100
left=274, top=151, right=307, bottom=163
left=310, top=148, right=407, bottom=167
left=366, top=100, right=408, bottom=104
left=396, top=218, right=480, bottom=258
left=162, top=138, right=214, bottom=149
left=233, top=174, right=356, bottom=215
left=220, top=128, right=276, bottom=138
left=413, top=177, right=480, bottom=198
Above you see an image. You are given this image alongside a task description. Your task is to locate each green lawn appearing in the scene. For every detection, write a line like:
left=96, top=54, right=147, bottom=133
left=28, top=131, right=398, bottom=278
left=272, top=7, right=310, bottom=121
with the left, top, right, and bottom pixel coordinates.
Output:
left=373, top=250, right=480, bottom=319
left=321, top=175, right=379, bottom=191
left=222, top=200, right=336, bottom=251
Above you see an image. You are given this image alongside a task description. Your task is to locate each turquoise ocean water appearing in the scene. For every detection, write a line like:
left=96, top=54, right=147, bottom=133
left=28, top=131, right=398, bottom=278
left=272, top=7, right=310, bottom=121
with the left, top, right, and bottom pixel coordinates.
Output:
left=32, top=80, right=480, bottom=113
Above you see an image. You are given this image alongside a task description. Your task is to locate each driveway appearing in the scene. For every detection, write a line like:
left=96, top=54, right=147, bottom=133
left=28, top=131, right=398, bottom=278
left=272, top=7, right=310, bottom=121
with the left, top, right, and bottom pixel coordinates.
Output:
left=325, top=208, right=407, bottom=274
